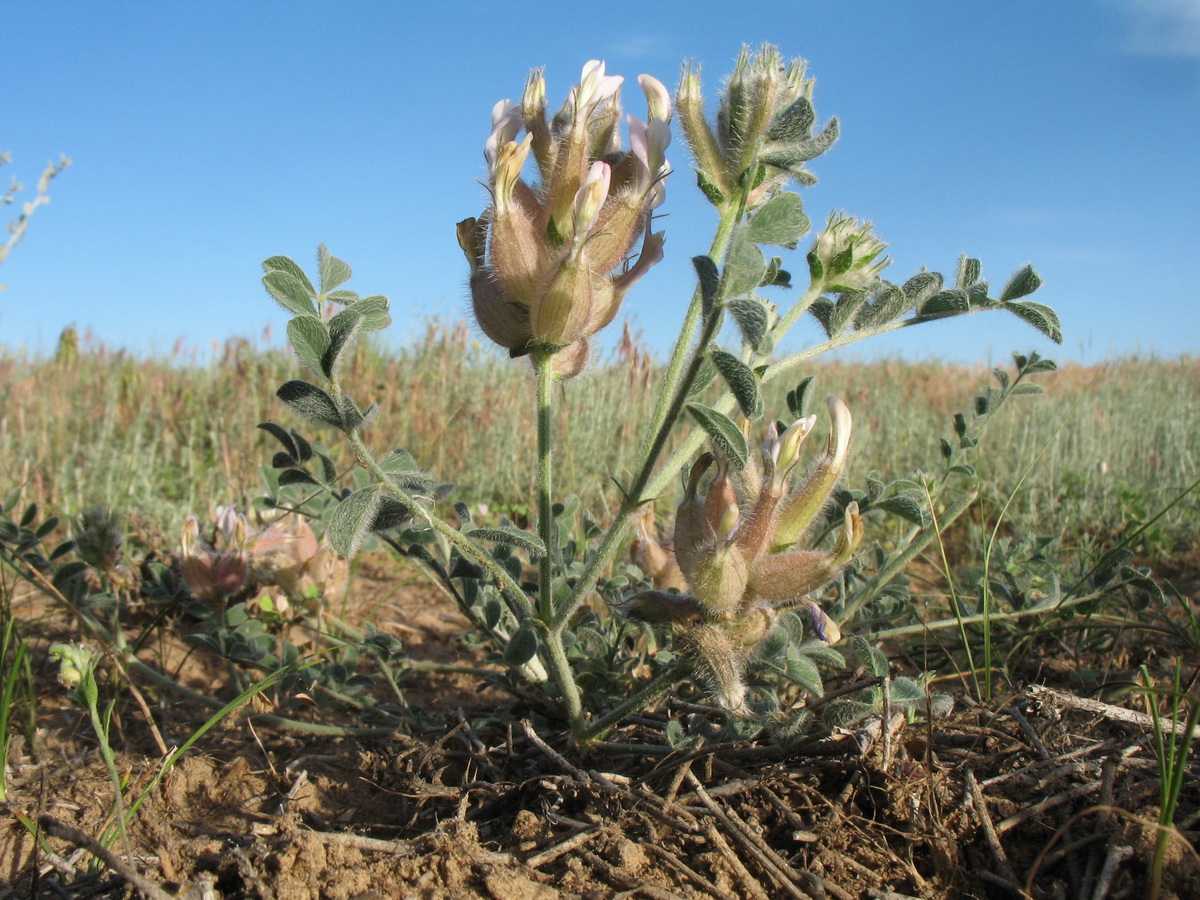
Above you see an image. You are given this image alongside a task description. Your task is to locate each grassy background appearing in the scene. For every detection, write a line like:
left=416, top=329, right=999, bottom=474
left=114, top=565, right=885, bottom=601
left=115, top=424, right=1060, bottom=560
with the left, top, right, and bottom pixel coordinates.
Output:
left=2, top=321, right=1196, bottom=571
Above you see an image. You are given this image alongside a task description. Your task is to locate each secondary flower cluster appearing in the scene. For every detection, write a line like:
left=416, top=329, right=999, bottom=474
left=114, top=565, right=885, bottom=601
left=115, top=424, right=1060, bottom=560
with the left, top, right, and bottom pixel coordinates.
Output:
left=628, top=398, right=863, bottom=711
left=458, top=61, right=671, bottom=375
left=180, top=506, right=346, bottom=608
left=677, top=44, right=826, bottom=211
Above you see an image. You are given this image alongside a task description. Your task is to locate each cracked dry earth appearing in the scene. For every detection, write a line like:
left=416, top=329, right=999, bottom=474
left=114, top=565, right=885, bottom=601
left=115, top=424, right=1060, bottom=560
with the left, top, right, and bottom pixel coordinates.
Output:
left=3, top=557, right=1199, bottom=899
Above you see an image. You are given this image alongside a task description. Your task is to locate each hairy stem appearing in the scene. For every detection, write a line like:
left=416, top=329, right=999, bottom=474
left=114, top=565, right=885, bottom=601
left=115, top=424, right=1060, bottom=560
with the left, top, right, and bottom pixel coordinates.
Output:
left=533, top=351, right=585, bottom=734
left=536, top=351, right=556, bottom=621
left=346, top=430, right=533, bottom=621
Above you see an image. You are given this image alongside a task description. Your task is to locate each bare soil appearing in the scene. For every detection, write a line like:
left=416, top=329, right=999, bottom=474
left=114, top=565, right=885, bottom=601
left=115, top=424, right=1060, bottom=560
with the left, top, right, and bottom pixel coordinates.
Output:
left=3, top=555, right=1199, bottom=900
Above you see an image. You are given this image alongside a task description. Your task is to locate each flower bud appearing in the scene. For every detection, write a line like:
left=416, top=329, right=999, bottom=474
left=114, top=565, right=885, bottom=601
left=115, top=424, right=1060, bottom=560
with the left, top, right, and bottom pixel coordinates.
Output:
left=638, top=74, right=672, bottom=124
left=775, top=415, right=817, bottom=477
left=678, top=45, right=826, bottom=211
left=49, top=642, right=94, bottom=690
left=690, top=539, right=748, bottom=619
left=676, top=61, right=730, bottom=205
left=470, top=268, right=533, bottom=351
left=572, top=161, right=611, bottom=246
left=181, top=514, right=250, bottom=601
left=772, top=397, right=853, bottom=552
left=703, top=462, right=739, bottom=540
left=630, top=520, right=688, bottom=593
left=521, top=70, right=555, bottom=181
left=719, top=45, right=782, bottom=178
left=749, top=502, right=863, bottom=602
left=674, top=453, right=714, bottom=580
left=810, top=212, right=890, bottom=290
left=805, top=600, right=842, bottom=645
left=486, top=100, right=521, bottom=170
left=614, top=589, right=704, bottom=626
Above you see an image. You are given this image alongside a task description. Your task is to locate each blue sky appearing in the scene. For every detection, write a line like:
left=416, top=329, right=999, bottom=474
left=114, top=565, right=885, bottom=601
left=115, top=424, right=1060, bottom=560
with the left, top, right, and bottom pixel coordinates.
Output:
left=3, top=0, right=1197, bottom=364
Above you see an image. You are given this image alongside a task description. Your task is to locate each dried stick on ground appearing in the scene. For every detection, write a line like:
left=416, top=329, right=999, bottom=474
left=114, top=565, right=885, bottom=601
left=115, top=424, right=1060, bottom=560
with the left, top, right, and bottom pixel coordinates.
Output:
left=37, top=814, right=174, bottom=900
left=686, top=771, right=816, bottom=900
left=1028, top=684, right=1200, bottom=739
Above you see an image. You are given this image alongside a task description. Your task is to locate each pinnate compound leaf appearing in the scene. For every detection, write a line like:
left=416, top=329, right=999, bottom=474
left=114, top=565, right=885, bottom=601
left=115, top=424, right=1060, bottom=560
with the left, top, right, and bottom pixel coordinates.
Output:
left=263, top=271, right=318, bottom=318
left=686, top=403, right=749, bottom=469
left=721, top=231, right=767, bottom=299
left=467, top=524, right=547, bottom=557
left=851, top=635, right=889, bottom=678
left=786, top=376, right=816, bottom=419
left=317, top=450, right=338, bottom=484
left=760, top=257, right=791, bottom=288
left=956, top=256, right=982, bottom=288
left=317, top=243, right=352, bottom=293
left=874, top=492, right=930, bottom=527
left=762, top=117, right=839, bottom=165
left=278, top=469, right=318, bottom=487
left=726, top=297, right=770, bottom=351
left=967, top=281, right=993, bottom=309
left=371, top=496, right=412, bottom=532
left=504, top=625, right=539, bottom=668
left=1005, top=301, right=1063, bottom=343
left=277, top=381, right=343, bottom=428
left=891, top=676, right=926, bottom=705
left=784, top=655, right=823, bottom=696
left=1021, top=356, right=1058, bottom=374
left=287, top=317, right=330, bottom=377
left=856, top=283, right=911, bottom=329
left=291, top=429, right=313, bottom=462
left=901, top=271, right=943, bottom=310
left=746, top=193, right=810, bottom=248
left=766, top=96, right=815, bottom=142
left=809, top=297, right=834, bottom=337
left=1010, top=382, right=1045, bottom=396
left=323, top=305, right=364, bottom=379
left=262, top=255, right=316, bottom=295
left=353, top=295, right=392, bottom=332
left=257, top=421, right=298, bottom=458
left=338, top=395, right=375, bottom=433
left=829, top=291, right=867, bottom=336
left=920, top=289, right=971, bottom=315
left=693, top=256, right=720, bottom=319
left=380, top=449, right=420, bottom=475
left=710, top=350, right=764, bottom=419
left=1000, top=264, right=1042, bottom=302
left=327, top=485, right=382, bottom=557
left=695, top=168, right=726, bottom=205
left=687, top=355, right=719, bottom=399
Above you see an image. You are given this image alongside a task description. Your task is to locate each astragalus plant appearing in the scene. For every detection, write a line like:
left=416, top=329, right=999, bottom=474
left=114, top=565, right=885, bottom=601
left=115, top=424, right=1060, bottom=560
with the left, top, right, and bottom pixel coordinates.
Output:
left=257, top=46, right=1063, bottom=743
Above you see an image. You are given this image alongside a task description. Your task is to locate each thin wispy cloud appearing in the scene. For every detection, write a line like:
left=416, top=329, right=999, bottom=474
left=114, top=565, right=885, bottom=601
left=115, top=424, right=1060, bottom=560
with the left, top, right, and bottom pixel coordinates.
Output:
left=1116, top=0, right=1200, bottom=57
left=604, top=34, right=671, bottom=61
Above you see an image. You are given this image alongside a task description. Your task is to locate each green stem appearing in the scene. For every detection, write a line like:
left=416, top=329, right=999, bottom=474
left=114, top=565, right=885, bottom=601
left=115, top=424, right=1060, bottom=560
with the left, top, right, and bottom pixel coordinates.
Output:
left=839, top=487, right=979, bottom=625
left=536, top=351, right=556, bottom=622
left=865, top=592, right=1098, bottom=641
left=531, top=351, right=585, bottom=735
left=345, top=429, right=533, bottom=621
left=89, top=697, right=134, bottom=860
left=549, top=205, right=754, bottom=636
left=120, top=652, right=396, bottom=736
left=638, top=205, right=742, bottom=466
left=581, top=668, right=678, bottom=743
